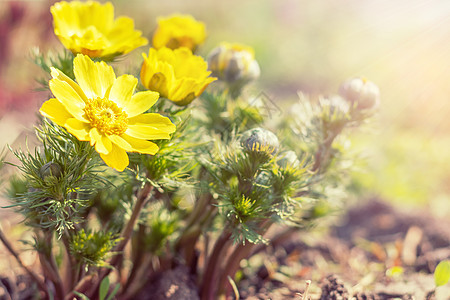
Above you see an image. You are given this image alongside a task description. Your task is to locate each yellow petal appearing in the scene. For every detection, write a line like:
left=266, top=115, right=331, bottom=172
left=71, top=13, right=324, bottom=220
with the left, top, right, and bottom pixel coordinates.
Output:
left=108, top=135, right=133, bottom=152
left=109, top=74, right=137, bottom=109
left=140, top=50, right=175, bottom=97
left=168, top=77, right=198, bottom=102
left=49, top=78, right=88, bottom=122
left=128, top=113, right=176, bottom=133
left=73, top=54, right=115, bottom=99
left=65, top=118, right=91, bottom=141
left=126, top=113, right=176, bottom=139
left=100, top=143, right=129, bottom=172
left=125, top=91, right=160, bottom=118
left=39, top=98, right=72, bottom=127
left=89, top=128, right=112, bottom=154
left=107, top=17, right=148, bottom=54
left=126, top=126, right=173, bottom=140
left=51, top=1, right=147, bottom=58
left=50, top=67, right=88, bottom=102
left=122, top=134, right=159, bottom=155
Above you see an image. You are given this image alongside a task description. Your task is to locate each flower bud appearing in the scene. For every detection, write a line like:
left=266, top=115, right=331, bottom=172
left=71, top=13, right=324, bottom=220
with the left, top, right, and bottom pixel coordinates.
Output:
left=339, top=77, right=380, bottom=110
left=207, top=43, right=260, bottom=87
left=241, top=127, right=279, bottom=156
left=152, top=14, right=206, bottom=52
left=39, top=162, right=62, bottom=180
left=277, top=151, right=300, bottom=169
left=319, top=96, right=352, bottom=127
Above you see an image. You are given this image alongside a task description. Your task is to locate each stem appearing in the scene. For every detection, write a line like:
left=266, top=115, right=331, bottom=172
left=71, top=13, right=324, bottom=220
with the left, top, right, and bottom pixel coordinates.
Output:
left=85, top=182, right=153, bottom=298
left=217, top=220, right=273, bottom=297
left=217, top=243, right=256, bottom=297
left=120, top=254, right=154, bottom=300
left=183, top=193, right=212, bottom=232
left=122, top=224, right=146, bottom=294
left=312, top=123, right=346, bottom=173
left=0, top=228, right=48, bottom=296
left=63, top=274, right=97, bottom=300
left=200, top=230, right=232, bottom=300
left=40, top=231, right=65, bottom=299
left=61, top=232, right=77, bottom=290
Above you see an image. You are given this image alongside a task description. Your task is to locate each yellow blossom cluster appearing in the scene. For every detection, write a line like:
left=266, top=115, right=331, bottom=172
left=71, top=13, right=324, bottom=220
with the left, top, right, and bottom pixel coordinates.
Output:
left=44, top=1, right=224, bottom=171
left=43, top=1, right=261, bottom=171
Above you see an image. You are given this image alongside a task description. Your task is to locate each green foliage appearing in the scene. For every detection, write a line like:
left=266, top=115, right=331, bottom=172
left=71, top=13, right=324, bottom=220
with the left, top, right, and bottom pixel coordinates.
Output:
left=197, top=91, right=265, bottom=141
left=70, top=229, right=119, bottom=267
left=30, top=48, right=75, bottom=90
left=7, top=120, right=106, bottom=236
left=434, top=260, right=450, bottom=287
left=74, top=276, right=120, bottom=300
left=144, top=204, right=179, bottom=254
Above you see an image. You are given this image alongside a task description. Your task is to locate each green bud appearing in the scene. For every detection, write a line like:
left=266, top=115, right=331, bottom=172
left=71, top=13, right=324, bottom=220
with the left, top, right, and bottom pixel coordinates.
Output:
left=208, top=43, right=260, bottom=89
left=39, top=162, right=62, bottom=179
left=241, top=127, right=279, bottom=156
left=233, top=195, right=257, bottom=221
left=339, top=77, right=380, bottom=110
left=255, top=171, right=271, bottom=186
left=277, top=151, right=300, bottom=169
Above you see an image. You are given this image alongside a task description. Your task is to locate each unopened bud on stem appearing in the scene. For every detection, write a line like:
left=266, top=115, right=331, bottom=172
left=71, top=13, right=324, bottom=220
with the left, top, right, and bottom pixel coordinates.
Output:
left=241, top=127, right=279, bottom=156
left=39, top=162, right=62, bottom=180
left=208, top=43, right=260, bottom=97
left=339, top=77, right=380, bottom=111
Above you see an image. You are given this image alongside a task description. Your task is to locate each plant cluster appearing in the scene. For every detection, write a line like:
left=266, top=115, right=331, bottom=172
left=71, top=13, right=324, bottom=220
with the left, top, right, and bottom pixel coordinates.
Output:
left=1, top=1, right=380, bottom=299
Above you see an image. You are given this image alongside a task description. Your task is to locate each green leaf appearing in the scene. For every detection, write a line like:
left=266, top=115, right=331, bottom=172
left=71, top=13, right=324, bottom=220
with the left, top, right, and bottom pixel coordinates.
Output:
left=99, top=276, right=110, bottom=300
left=434, top=260, right=450, bottom=287
left=106, top=284, right=120, bottom=300
left=73, top=291, right=90, bottom=300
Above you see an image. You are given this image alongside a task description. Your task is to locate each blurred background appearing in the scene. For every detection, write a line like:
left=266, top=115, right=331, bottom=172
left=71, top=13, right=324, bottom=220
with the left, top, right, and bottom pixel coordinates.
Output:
left=1, top=0, right=449, bottom=217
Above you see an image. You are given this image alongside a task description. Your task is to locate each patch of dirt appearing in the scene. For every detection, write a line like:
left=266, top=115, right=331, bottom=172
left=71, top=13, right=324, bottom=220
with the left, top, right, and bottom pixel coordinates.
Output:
left=239, top=198, right=450, bottom=299
left=136, top=266, right=200, bottom=300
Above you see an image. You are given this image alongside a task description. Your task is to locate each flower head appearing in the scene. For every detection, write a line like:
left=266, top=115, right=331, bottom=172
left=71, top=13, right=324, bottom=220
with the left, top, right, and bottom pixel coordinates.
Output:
left=152, top=14, right=206, bottom=51
left=241, top=127, right=279, bottom=156
left=208, top=42, right=260, bottom=86
left=40, top=54, right=176, bottom=172
left=339, top=77, right=380, bottom=110
left=51, top=1, right=148, bottom=59
left=140, top=47, right=216, bottom=106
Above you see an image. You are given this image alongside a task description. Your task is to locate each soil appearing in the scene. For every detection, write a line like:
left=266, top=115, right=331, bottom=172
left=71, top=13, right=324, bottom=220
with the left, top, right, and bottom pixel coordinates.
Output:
left=1, top=198, right=450, bottom=299
left=237, top=198, right=450, bottom=300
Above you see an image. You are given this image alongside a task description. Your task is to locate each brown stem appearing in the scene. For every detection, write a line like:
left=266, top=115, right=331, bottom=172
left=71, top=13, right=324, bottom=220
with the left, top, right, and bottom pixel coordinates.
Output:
left=61, top=232, right=77, bottom=291
left=119, top=254, right=154, bottom=300
left=122, top=224, right=147, bottom=294
left=218, top=243, right=256, bottom=297
left=63, top=274, right=97, bottom=300
left=85, top=182, right=154, bottom=298
left=312, top=123, right=346, bottom=173
left=217, top=220, right=274, bottom=297
left=38, top=231, right=65, bottom=299
left=183, top=193, right=212, bottom=234
left=200, top=230, right=232, bottom=300
left=0, top=229, right=48, bottom=296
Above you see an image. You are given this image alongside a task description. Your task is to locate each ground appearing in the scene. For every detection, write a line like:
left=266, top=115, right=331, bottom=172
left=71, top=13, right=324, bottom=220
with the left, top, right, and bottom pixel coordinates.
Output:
left=237, top=199, right=450, bottom=299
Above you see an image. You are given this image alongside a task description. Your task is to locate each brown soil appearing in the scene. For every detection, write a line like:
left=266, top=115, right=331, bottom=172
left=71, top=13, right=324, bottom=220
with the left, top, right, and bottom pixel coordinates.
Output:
left=238, top=198, right=450, bottom=299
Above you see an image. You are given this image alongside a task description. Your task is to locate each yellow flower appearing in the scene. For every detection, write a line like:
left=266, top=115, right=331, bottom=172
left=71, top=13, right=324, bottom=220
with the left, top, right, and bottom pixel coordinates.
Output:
left=152, top=14, right=206, bottom=51
left=140, top=47, right=216, bottom=106
left=51, top=1, right=148, bottom=59
left=207, top=42, right=260, bottom=85
left=40, top=54, right=176, bottom=172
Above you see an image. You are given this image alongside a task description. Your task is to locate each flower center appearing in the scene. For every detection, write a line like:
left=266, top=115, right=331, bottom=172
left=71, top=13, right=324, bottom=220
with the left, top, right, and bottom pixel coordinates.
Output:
left=84, top=98, right=128, bottom=135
